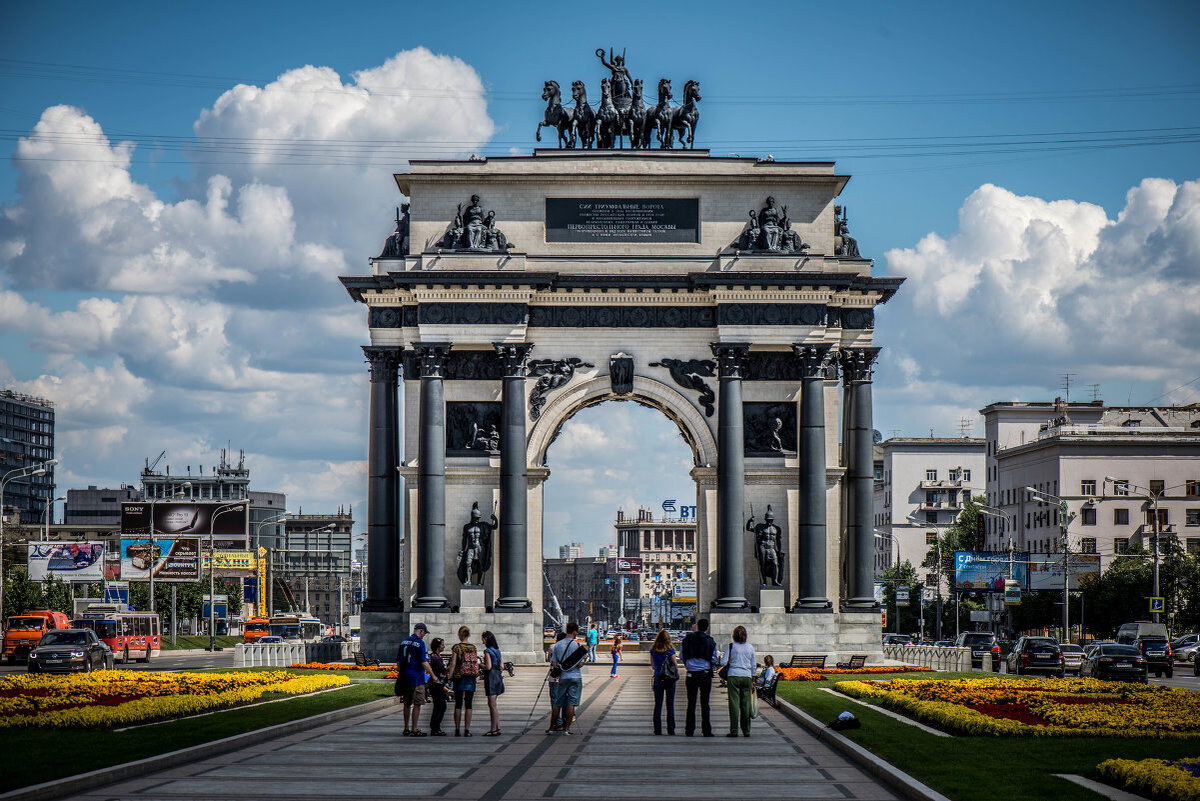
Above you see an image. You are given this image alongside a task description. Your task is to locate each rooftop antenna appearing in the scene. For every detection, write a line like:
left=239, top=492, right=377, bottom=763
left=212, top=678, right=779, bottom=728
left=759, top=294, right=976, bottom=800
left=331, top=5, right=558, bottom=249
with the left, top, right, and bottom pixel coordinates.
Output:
left=1088, top=383, right=1102, bottom=402
left=929, top=428, right=935, bottom=438
left=1060, top=373, right=1075, bottom=402
left=889, top=428, right=902, bottom=439
left=958, top=417, right=973, bottom=438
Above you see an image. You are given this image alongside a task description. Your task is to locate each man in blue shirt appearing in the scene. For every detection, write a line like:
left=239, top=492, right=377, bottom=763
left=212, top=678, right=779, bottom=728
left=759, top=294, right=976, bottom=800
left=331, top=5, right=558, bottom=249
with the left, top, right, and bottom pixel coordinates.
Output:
left=549, top=621, right=585, bottom=735
left=680, top=618, right=720, bottom=737
left=586, top=624, right=599, bottom=662
left=397, top=622, right=433, bottom=737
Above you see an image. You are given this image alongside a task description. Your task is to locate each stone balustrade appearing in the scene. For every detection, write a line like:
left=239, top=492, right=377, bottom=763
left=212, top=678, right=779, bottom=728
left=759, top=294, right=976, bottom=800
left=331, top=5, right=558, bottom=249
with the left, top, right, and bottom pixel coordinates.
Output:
left=882, top=644, right=974, bottom=672
left=234, top=641, right=354, bottom=667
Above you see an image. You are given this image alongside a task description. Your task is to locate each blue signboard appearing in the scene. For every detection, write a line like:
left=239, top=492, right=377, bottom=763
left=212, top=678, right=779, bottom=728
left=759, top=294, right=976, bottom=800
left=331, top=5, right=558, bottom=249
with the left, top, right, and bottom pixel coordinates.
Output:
left=201, top=602, right=228, bottom=620
left=953, top=551, right=1027, bottom=592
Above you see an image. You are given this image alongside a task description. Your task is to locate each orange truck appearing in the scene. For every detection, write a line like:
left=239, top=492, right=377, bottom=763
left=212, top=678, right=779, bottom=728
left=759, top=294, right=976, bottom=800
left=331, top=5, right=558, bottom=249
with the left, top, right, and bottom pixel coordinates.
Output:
left=3, top=609, right=71, bottom=664
left=243, top=616, right=271, bottom=643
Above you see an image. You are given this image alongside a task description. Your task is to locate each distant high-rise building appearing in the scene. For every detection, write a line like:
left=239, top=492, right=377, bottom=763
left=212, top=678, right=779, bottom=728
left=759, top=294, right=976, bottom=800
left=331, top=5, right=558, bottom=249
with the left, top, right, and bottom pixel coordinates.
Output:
left=598, top=543, right=617, bottom=559
left=558, top=542, right=584, bottom=559
left=0, top=389, right=55, bottom=524
left=64, top=485, right=140, bottom=526
left=279, top=509, right=355, bottom=626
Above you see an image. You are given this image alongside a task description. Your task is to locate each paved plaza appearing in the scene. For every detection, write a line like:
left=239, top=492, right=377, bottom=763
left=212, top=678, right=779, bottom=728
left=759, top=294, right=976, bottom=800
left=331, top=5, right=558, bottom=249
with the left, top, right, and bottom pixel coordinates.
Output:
left=64, top=664, right=899, bottom=801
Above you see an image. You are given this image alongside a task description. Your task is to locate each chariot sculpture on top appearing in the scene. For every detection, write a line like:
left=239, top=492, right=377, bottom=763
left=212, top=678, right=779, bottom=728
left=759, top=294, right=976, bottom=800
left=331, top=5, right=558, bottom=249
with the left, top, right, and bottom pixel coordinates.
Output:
left=536, top=48, right=701, bottom=150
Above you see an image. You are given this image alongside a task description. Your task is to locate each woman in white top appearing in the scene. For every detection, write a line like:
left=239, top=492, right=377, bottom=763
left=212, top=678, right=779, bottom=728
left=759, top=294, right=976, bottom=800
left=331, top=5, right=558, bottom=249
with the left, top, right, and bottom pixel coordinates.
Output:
left=757, top=654, right=777, bottom=688
left=724, top=625, right=757, bottom=736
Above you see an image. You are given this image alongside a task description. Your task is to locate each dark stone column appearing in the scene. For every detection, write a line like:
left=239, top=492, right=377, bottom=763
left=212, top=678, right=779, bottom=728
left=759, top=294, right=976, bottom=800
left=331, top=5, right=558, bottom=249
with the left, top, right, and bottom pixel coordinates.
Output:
left=362, top=346, right=402, bottom=612
left=841, top=347, right=881, bottom=609
left=495, top=342, right=534, bottom=609
left=711, top=343, right=750, bottom=609
left=413, top=343, right=451, bottom=609
left=794, top=344, right=834, bottom=610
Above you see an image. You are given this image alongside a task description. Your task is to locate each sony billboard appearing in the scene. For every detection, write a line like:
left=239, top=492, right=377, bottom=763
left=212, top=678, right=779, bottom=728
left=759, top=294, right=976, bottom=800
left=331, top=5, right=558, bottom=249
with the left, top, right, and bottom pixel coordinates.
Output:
left=121, top=502, right=248, bottom=539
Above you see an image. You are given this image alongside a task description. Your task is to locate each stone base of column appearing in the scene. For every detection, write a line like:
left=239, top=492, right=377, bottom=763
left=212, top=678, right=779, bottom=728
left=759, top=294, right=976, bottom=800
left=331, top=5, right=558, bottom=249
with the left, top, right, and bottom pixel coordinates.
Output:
left=843, top=597, right=880, bottom=610
left=361, top=598, right=404, bottom=613
left=711, top=596, right=748, bottom=610
left=792, top=598, right=834, bottom=611
left=360, top=610, right=407, bottom=662
left=411, top=596, right=449, bottom=610
left=493, top=597, right=531, bottom=610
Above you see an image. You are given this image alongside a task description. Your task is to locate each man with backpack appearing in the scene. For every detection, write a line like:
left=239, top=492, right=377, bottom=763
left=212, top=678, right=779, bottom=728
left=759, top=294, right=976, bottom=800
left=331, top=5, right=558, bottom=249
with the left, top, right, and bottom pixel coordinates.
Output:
left=548, top=621, right=587, bottom=735
left=397, top=622, right=434, bottom=737
left=681, top=618, right=720, bottom=737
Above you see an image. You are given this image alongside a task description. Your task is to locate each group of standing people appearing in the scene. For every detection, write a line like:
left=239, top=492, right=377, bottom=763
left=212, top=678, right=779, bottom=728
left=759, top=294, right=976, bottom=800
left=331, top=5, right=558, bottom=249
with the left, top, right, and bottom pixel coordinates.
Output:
left=395, top=623, right=507, bottom=737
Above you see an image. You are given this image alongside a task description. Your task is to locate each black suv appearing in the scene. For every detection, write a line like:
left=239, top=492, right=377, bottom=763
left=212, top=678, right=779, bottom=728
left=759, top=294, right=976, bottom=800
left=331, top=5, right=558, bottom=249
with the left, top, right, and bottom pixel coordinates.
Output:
left=1006, top=636, right=1065, bottom=677
left=955, top=631, right=1001, bottom=671
left=1116, top=622, right=1173, bottom=678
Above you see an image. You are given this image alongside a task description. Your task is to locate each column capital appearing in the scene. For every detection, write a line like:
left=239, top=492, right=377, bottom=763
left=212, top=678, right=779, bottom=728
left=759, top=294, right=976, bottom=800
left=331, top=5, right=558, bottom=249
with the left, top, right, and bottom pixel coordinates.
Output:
left=494, top=342, right=535, bottom=377
left=710, top=342, right=750, bottom=378
left=414, top=343, right=452, bottom=378
left=362, top=345, right=401, bottom=383
left=792, top=343, right=835, bottom=379
left=840, top=347, right=881, bottom=383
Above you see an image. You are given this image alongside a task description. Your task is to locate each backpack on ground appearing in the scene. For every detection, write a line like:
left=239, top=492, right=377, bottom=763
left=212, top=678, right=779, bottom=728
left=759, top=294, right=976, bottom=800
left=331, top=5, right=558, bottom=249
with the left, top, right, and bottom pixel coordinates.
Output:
left=458, top=647, right=480, bottom=678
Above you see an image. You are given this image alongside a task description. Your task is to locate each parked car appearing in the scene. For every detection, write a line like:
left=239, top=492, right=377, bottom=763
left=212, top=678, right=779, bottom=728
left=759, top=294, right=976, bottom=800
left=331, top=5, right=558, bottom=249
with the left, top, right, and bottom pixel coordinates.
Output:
left=1170, top=633, right=1199, bottom=665
left=934, top=640, right=955, bottom=648
left=881, top=634, right=914, bottom=646
left=26, top=628, right=112, bottom=673
left=955, top=632, right=1002, bottom=670
left=1079, top=643, right=1148, bottom=683
left=1059, top=643, right=1085, bottom=675
left=321, top=635, right=349, bottom=644
left=257, top=636, right=285, bottom=644
left=1116, top=622, right=1173, bottom=678
left=1006, top=636, right=1065, bottom=677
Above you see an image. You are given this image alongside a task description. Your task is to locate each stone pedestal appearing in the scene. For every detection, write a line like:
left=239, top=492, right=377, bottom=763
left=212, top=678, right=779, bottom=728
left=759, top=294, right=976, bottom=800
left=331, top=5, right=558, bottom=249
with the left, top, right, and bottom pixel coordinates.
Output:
left=459, top=587, right=486, bottom=612
left=758, top=588, right=786, bottom=613
left=397, top=609, right=543, bottom=665
left=360, top=610, right=407, bottom=662
left=709, top=608, right=882, bottom=666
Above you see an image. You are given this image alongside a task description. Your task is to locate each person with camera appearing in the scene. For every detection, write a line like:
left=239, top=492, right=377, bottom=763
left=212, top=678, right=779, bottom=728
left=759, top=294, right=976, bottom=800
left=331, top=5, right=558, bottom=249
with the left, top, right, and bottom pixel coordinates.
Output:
left=548, top=621, right=586, bottom=735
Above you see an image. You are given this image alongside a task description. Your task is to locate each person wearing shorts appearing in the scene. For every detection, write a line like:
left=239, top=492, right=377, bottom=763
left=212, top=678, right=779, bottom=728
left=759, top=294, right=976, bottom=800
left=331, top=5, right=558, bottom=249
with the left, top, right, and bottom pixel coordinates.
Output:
left=397, top=622, right=433, bottom=736
left=446, top=625, right=478, bottom=737
left=549, top=621, right=584, bottom=735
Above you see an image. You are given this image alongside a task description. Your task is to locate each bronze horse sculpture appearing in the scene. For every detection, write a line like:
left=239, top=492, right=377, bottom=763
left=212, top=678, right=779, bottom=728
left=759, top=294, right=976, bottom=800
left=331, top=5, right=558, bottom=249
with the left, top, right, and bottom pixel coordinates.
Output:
left=536, top=80, right=574, bottom=149
left=595, top=78, right=620, bottom=149
left=648, top=78, right=674, bottom=149
left=570, top=80, right=596, bottom=149
left=625, top=78, right=649, bottom=149
left=668, top=80, right=701, bottom=149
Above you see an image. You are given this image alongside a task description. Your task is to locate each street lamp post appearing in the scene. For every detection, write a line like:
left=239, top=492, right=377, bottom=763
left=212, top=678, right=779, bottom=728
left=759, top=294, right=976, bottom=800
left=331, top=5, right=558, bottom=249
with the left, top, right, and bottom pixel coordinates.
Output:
left=906, top=514, right=944, bottom=642
left=41, top=495, right=65, bottom=541
left=253, top=511, right=289, bottom=619
left=209, top=503, right=245, bottom=652
left=1, top=459, right=57, bottom=619
left=1024, top=487, right=1072, bottom=642
left=1103, top=477, right=1188, bottom=624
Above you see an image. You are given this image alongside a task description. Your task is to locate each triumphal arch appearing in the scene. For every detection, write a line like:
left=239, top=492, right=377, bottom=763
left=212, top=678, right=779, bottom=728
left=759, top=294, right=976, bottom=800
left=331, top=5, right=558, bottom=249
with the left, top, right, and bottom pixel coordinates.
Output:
left=342, top=60, right=903, bottom=662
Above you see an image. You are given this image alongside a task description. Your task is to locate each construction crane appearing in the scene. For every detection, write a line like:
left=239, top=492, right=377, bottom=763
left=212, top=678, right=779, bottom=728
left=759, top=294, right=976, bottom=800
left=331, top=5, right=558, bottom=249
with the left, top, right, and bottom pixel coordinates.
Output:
left=146, top=450, right=166, bottom=473
left=543, top=570, right=566, bottom=630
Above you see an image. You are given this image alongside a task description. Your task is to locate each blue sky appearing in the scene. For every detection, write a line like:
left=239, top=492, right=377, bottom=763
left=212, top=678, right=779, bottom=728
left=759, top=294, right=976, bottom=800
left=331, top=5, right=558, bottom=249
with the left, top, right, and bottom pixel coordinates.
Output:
left=2, top=2, right=1198, bottom=556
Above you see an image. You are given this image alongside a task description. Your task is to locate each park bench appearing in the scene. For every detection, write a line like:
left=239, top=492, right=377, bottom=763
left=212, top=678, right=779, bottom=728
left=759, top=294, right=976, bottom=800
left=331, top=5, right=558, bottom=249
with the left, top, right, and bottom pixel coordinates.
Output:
left=785, top=654, right=827, bottom=669
left=354, top=651, right=380, bottom=667
left=836, top=654, right=868, bottom=670
left=757, top=674, right=779, bottom=707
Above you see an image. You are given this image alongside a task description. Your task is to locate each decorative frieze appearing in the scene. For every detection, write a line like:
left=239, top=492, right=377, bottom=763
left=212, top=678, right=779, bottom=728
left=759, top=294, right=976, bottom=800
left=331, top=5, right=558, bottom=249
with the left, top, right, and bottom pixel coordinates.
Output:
left=527, top=357, right=594, bottom=420
left=446, top=402, right=503, bottom=454
left=649, top=358, right=716, bottom=417
left=402, top=350, right=502, bottom=381
left=529, top=305, right=714, bottom=328
left=744, top=402, right=797, bottom=455
left=716, top=303, right=826, bottom=327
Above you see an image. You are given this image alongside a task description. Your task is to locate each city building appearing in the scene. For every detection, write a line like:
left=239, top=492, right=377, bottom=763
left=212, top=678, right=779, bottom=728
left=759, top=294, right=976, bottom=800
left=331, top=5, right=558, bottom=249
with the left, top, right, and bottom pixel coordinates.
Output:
left=873, top=438, right=986, bottom=581
left=597, top=543, right=617, bottom=559
left=64, top=485, right=140, bottom=526
left=614, top=508, right=697, bottom=626
left=543, top=556, right=617, bottom=628
left=982, top=400, right=1200, bottom=567
left=0, top=389, right=55, bottom=524
left=141, top=448, right=250, bottom=503
left=558, top=542, right=583, bottom=559
left=276, top=509, right=354, bottom=626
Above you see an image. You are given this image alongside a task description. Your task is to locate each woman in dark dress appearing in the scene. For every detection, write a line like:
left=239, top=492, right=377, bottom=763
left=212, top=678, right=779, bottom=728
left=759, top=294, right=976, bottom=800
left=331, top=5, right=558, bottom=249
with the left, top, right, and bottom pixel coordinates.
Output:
left=427, top=638, right=449, bottom=736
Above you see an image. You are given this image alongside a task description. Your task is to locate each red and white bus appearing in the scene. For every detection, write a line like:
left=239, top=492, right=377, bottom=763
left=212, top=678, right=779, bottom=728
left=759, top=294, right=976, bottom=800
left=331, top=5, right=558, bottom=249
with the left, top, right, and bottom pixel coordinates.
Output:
left=73, top=604, right=161, bottom=664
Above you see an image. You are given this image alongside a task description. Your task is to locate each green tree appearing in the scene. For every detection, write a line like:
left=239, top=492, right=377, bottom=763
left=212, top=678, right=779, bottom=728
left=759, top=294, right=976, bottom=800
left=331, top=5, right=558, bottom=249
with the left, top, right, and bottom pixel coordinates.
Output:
left=880, top=560, right=921, bottom=637
left=2, top=566, right=45, bottom=618
left=921, top=494, right=988, bottom=639
left=41, top=575, right=71, bottom=614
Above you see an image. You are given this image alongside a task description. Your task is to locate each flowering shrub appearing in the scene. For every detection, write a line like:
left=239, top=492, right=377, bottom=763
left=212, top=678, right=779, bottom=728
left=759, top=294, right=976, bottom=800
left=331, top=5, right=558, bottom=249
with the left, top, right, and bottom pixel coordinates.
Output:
left=1097, top=757, right=1200, bottom=801
left=289, top=662, right=393, bottom=672
left=776, top=665, right=932, bottom=682
left=0, top=670, right=349, bottom=729
left=835, top=677, right=1200, bottom=738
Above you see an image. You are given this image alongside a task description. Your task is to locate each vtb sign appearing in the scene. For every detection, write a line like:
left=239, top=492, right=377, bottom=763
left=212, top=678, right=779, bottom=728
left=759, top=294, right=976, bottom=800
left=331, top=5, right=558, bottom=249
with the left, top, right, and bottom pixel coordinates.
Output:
left=661, top=499, right=697, bottom=519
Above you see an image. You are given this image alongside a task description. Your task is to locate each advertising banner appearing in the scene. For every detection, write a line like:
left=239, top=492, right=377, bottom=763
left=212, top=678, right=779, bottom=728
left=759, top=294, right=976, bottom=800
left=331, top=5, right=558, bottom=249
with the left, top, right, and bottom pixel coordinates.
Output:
left=672, top=580, right=697, bottom=602
left=27, top=542, right=106, bottom=581
left=670, top=602, right=697, bottom=622
left=119, top=537, right=201, bottom=581
left=121, top=502, right=248, bottom=538
left=257, top=546, right=268, bottom=616
left=615, top=557, right=643, bottom=574
left=201, top=550, right=256, bottom=577
left=953, top=551, right=1028, bottom=592
left=1027, top=553, right=1101, bottom=591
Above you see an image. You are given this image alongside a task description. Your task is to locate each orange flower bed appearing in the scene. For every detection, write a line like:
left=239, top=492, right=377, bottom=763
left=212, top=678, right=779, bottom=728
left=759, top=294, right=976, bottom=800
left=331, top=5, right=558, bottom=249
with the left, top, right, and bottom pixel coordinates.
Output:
left=290, top=662, right=399, bottom=679
left=777, top=665, right=932, bottom=682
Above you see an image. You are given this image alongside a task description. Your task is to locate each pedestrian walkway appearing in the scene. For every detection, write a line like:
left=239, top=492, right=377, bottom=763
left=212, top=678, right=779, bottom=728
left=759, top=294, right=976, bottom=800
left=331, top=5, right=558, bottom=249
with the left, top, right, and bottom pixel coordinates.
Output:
left=65, top=664, right=898, bottom=801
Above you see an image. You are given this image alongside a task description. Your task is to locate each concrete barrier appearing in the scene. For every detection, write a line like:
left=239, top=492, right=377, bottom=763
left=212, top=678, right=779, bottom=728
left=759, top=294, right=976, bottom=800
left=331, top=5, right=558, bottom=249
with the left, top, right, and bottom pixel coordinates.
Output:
left=883, top=644, right=972, bottom=672
left=234, top=641, right=354, bottom=667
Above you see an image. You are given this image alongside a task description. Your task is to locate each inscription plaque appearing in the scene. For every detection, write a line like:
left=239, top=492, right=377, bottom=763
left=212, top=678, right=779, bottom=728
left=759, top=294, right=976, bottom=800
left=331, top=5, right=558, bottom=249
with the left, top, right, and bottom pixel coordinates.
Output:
left=546, top=198, right=699, bottom=243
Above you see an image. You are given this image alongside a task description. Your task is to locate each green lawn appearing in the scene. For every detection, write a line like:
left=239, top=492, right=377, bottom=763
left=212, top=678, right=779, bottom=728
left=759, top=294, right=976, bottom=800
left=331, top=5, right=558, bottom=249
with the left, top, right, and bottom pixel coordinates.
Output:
left=0, top=681, right=394, bottom=793
left=776, top=673, right=1199, bottom=801
left=158, top=634, right=242, bottom=650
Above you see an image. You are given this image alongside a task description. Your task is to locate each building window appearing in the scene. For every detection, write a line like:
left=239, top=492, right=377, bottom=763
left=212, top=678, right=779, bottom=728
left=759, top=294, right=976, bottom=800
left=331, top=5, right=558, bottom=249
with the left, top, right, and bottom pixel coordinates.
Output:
left=926, top=469, right=938, bottom=482
left=1146, top=509, right=1169, bottom=527
left=1186, top=480, right=1199, bottom=498
left=1114, top=508, right=1129, bottom=525
left=1114, top=538, right=1128, bottom=553
left=1186, top=509, right=1200, bottom=527
left=1080, top=479, right=1096, bottom=496
left=1187, top=538, right=1200, bottom=556
left=963, top=469, right=971, bottom=482
left=1149, top=480, right=1165, bottom=497
left=1080, top=538, right=1097, bottom=554
left=1081, top=507, right=1097, bottom=526
left=1112, top=480, right=1130, bottom=496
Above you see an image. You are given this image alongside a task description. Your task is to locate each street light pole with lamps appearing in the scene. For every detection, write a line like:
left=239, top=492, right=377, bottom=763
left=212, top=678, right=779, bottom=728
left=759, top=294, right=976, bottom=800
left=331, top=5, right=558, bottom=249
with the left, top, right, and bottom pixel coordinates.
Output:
left=41, top=495, right=65, bottom=541
left=1103, top=477, right=1189, bottom=624
left=906, top=513, right=944, bottom=641
left=1, top=459, right=58, bottom=619
left=1023, top=487, right=1074, bottom=642
left=208, top=502, right=245, bottom=652
left=253, top=511, right=290, bottom=618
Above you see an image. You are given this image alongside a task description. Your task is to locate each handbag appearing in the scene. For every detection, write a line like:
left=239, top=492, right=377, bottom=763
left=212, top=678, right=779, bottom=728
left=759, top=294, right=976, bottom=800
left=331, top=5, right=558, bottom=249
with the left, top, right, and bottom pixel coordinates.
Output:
left=750, top=687, right=760, bottom=718
left=717, top=645, right=731, bottom=682
left=660, top=652, right=679, bottom=681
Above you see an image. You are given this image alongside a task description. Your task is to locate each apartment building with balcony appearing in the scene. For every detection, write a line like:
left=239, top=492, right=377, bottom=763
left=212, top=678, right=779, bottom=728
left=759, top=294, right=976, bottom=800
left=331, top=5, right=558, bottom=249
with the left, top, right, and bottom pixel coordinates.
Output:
left=873, top=438, right=986, bottom=580
left=981, top=400, right=1200, bottom=568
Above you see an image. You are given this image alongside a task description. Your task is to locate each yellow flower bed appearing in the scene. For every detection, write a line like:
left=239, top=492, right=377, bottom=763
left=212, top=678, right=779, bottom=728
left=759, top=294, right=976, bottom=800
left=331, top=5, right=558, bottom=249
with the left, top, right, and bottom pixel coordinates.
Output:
left=1097, top=757, right=1200, bottom=801
left=835, top=677, right=1200, bottom=738
left=0, top=670, right=349, bottom=729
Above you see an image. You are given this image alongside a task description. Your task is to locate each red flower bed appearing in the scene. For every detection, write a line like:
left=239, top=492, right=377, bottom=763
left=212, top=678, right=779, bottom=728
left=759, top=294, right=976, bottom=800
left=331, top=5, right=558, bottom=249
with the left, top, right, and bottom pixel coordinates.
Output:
left=966, top=703, right=1051, bottom=726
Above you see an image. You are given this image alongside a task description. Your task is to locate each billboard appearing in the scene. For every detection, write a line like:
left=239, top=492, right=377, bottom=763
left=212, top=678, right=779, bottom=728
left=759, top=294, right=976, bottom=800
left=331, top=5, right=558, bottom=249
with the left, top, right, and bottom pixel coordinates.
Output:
left=27, top=542, right=106, bottom=581
left=119, top=537, right=201, bottom=581
left=616, top=557, right=643, bottom=574
left=121, top=502, right=248, bottom=538
left=202, top=550, right=256, bottom=577
left=953, top=551, right=1028, bottom=592
left=1027, top=553, right=1101, bottom=591
left=672, top=580, right=697, bottom=603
